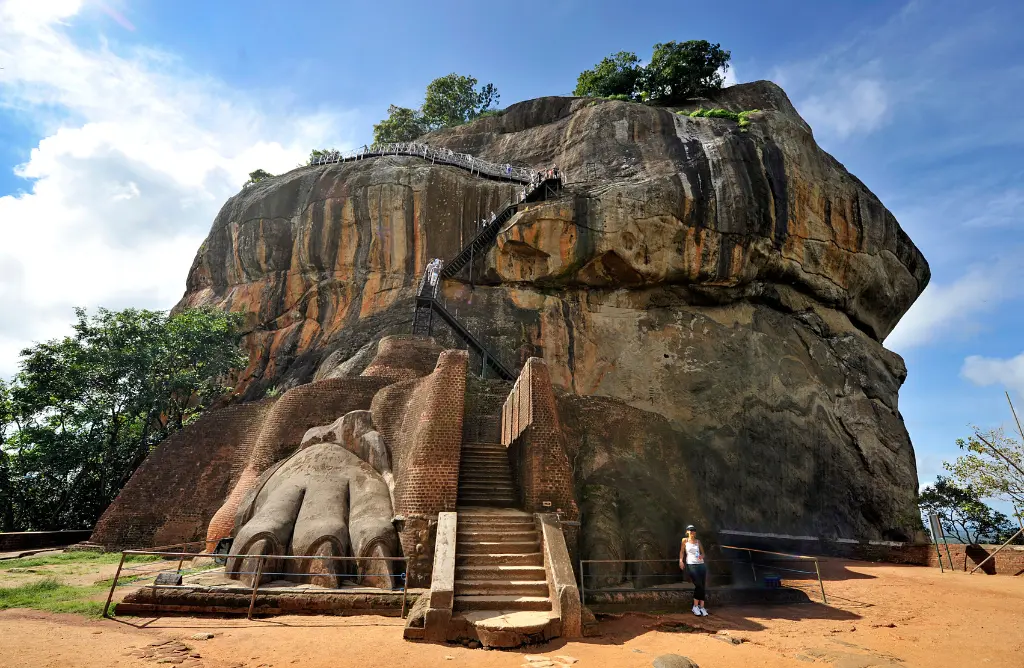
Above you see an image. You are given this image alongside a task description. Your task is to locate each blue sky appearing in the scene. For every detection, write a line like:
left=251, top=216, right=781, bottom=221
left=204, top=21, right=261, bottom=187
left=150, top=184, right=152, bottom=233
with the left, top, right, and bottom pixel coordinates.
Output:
left=2, top=0, right=1024, bottom=515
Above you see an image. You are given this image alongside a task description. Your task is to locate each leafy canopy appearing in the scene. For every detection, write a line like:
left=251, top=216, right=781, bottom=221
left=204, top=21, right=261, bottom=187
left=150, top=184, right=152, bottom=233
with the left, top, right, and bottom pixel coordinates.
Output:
left=919, top=476, right=1017, bottom=544
left=371, top=74, right=499, bottom=145
left=948, top=427, right=1024, bottom=516
left=573, top=51, right=643, bottom=99
left=0, top=307, right=247, bottom=532
left=574, top=40, right=732, bottom=105
left=421, top=74, right=499, bottom=129
left=373, top=105, right=428, bottom=144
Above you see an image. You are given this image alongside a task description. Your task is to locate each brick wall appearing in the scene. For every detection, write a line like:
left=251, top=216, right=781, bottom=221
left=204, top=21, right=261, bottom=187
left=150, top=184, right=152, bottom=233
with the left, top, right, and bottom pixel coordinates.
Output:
left=371, top=349, right=467, bottom=585
left=0, top=530, right=93, bottom=553
left=501, top=358, right=578, bottom=522
left=90, top=400, right=275, bottom=549
left=206, top=376, right=393, bottom=544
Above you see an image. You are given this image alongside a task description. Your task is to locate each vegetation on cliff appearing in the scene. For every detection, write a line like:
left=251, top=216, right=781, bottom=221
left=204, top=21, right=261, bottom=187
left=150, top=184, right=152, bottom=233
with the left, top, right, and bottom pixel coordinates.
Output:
left=0, top=307, right=247, bottom=532
left=574, top=40, right=731, bottom=104
left=373, top=73, right=500, bottom=143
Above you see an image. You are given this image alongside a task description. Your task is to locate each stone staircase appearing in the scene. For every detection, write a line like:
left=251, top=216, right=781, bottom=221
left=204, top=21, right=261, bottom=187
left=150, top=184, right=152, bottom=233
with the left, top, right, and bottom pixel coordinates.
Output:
left=457, top=442, right=517, bottom=507
left=451, top=508, right=557, bottom=645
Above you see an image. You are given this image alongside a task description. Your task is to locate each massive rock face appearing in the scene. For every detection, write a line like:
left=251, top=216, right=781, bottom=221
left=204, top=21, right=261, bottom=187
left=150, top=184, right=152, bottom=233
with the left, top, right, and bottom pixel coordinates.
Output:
left=177, top=81, right=929, bottom=547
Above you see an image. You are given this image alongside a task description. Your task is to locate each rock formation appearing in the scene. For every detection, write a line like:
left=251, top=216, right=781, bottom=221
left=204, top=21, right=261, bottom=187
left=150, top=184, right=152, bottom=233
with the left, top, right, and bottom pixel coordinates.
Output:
left=97, top=81, right=928, bottom=583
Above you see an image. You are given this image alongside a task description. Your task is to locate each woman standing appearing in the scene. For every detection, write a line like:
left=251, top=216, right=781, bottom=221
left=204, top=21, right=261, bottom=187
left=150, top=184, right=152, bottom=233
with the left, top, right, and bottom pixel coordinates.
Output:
left=680, top=525, right=708, bottom=616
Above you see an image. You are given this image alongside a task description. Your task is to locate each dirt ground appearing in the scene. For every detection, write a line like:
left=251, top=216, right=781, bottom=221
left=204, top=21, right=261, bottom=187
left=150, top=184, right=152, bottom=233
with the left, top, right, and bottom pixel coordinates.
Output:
left=1, top=559, right=1022, bottom=668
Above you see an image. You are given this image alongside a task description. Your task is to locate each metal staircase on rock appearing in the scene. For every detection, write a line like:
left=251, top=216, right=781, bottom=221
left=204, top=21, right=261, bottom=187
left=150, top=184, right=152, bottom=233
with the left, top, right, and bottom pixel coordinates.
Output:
left=409, top=160, right=563, bottom=381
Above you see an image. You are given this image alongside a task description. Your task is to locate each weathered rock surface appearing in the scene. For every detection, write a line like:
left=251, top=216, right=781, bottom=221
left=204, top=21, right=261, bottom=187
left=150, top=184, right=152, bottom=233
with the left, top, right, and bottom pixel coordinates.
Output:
left=176, top=81, right=928, bottom=546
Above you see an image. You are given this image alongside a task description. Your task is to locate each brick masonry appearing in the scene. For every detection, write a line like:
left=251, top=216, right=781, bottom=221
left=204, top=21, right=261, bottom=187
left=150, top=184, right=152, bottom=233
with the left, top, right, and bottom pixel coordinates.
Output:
left=372, top=349, right=468, bottom=585
left=0, top=530, right=93, bottom=553
left=501, top=358, right=578, bottom=524
left=90, top=400, right=275, bottom=549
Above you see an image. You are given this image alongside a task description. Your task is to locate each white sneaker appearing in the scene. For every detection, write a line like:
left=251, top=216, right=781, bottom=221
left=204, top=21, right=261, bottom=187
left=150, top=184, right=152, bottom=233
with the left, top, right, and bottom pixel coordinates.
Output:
left=699, top=606, right=709, bottom=616
left=692, top=605, right=701, bottom=616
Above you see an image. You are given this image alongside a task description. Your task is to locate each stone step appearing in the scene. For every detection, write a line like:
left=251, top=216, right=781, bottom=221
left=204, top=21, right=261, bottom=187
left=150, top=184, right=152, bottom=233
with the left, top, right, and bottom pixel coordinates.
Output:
left=459, top=476, right=514, bottom=485
left=462, top=442, right=504, bottom=448
left=458, top=467, right=512, bottom=476
left=458, top=491, right=517, bottom=500
left=457, top=540, right=539, bottom=555
left=456, top=530, right=538, bottom=542
left=461, top=445, right=507, bottom=453
left=459, top=482, right=515, bottom=493
left=456, top=552, right=543, bottom=567
left=454, top=595, right=552, bottom=612
left=455, top=580, right=550, bottom=596
left=456, top=508, right=532, bottom=518
left=459, top=455, right=509, bottom=465
left=456, top=498, right=517, bottom=508
left=456, top=565, right=546, bottom=580
left=457, top=514, right=534, bottom=525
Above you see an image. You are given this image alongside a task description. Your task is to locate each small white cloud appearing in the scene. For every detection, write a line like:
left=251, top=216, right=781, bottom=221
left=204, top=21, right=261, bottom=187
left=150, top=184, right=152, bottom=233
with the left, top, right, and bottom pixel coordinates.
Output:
left=885, top=260, right=1024, bottom=352
left=798, top=78, right=888, bottom=140
left=721, top=65, right=739, bottom=87
left=962, top=353, right=1024, bottom=396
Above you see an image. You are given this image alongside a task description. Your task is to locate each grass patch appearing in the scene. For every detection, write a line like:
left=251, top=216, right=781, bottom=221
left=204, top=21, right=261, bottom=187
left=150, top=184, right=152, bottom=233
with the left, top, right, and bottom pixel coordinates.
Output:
left=0, top=577, right=107, bottom=617
left=4, top=551, right=161, bottom=570
left=682, top=107, right=761, bottom=130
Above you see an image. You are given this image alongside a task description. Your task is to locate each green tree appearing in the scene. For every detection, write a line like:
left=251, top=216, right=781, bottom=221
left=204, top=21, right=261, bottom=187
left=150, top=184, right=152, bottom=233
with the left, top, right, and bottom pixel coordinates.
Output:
left=639, top=40, right=731, bottom=105
left=573, top=51, right=643, bottom=100
left=244, top=169, right=273, bottom=187
left=948, top=428, right=1024, bottom=518
left=919, top=476, right=1016, bottom=545
left=372, top=105, right=427, bottom=144
left=0, top=307, right=247, bottom=531
left=307, top=148, right=342, bottom=165
left=420, top=73, right=499, bottom=129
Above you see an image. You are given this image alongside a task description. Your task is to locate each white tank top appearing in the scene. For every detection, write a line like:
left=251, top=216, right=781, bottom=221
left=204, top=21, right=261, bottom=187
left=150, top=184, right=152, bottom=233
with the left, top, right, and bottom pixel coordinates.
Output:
left=684, top=540, right=703, bottom=564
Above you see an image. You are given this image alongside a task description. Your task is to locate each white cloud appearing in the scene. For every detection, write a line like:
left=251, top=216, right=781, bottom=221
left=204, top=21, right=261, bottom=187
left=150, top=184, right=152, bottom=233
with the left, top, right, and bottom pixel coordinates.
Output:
left=798, top=78, right=888, bottom=140
left=885, top=260, right=1024, bottom=352
left=962, top=353, right=1024, bottom=396
left=721, top=65, right=739, bottom=87
left=0, top=0, right=354, bottom=378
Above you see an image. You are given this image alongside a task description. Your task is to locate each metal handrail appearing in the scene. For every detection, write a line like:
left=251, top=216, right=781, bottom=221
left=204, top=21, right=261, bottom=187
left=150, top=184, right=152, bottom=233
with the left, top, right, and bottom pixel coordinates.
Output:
left=103, top=549, right=413, bottom=620
left=307, top=142, right=538, bottom=183
left=720, top=545, right=827, bottom=603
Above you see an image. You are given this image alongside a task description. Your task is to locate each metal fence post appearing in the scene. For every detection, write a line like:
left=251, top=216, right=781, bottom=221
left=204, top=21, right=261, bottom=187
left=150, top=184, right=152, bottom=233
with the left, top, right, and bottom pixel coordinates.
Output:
left=247, top=556, right=266, bottom=620
left=401, top=558, right=413, bottom=619
left=102, top=552, right=127, bottom=618
left=814, top=558, right=827, bottom=603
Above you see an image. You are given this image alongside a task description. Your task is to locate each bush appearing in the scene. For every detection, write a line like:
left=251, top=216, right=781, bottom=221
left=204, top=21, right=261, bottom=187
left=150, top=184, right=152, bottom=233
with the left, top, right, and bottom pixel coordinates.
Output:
left=684, top=108, right=760, bottom=129
left=244, top=168, right=273, bottom=187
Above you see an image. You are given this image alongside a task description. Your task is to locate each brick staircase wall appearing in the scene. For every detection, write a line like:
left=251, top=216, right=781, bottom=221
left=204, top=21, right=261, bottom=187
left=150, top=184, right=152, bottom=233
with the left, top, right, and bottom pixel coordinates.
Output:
left=501, top=358, right=578, bottom=522
left=372, top=349, right=468, bottom=584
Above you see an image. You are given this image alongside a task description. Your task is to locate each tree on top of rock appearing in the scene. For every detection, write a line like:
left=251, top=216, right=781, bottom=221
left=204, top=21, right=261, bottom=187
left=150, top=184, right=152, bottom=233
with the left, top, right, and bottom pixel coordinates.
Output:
left=371, top=74, right=499, bottom=145
left=573, top=51, right=643, bottom=100
left=421, top=73, right=499, bottom=129
left=641, top=41, right=731, bottom=105
left=373, top=105, right=428, bottom=144
left=574, top=40, right=731, bottom=105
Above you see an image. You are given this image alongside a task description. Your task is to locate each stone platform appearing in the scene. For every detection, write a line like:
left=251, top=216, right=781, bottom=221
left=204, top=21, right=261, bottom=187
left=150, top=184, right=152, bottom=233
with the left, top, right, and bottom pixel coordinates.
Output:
left=115, top=566, right=424, bottom=618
